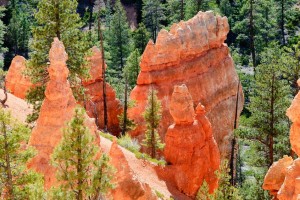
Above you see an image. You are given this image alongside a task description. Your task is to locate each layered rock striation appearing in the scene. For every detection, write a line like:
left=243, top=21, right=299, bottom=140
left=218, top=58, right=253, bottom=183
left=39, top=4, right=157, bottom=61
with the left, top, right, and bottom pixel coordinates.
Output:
left=83, top=47, right=123, bottom=135
left=6, top=56, right=33, bottom=99
left=263, top=79, right=300, bottom=199
left=27, top=38, right=98, bottom=188
left=163, top=84, right=220, bottom=197
left=128, top=11, right=243, bottom=159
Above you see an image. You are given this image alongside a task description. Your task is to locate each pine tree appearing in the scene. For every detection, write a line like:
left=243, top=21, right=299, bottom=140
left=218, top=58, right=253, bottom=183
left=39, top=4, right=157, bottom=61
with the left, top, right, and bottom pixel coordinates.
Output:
left=132, top=23, right=150, bottom=54
left=142, top=0, right=165, bottom=42
left=106, top=0, right=131, bottom=79
left=166, top=0, right=185, bottom=24
left=184, top=0, right=209, bottom=20
left=0, top=108, right=44, bottom=199
left=239, top=43, right=291, bottom=168
left=0, top=7, right=7, bottom=64
left=124, top=49, right=141, bottom=89
left=142, top=89, right=164, bottom=159
left=51, top=106, right=114, bottom=200
left=26, top=0, right=90, bottom=122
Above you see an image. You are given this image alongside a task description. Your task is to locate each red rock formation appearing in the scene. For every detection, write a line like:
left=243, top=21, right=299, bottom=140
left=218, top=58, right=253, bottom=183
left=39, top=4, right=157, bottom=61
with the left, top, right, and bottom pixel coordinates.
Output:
left=263, top=156, right=293, bottom=198
left=27, top=38, right=98, bottom=189
left=6, top=56, right=33, bottom=99
left=109, top=139, right=157, bottom=200
left=163, top=84, right=220, bottom=197
left=263, top=79, right=300, bottom=199
left=83, top=47, right=123, bottom=135
left=128, top=11, right=243, bottom=159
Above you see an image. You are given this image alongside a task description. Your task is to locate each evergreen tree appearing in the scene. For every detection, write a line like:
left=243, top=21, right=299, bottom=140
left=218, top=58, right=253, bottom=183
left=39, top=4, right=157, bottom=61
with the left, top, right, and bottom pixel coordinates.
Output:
left=184, top=0, right=209, bottom=20
left=106, top=0, right=131, bottom=79
left=0, top=108, right=44, bottom=199
left=142, top=89, right=164, bottom=159
left=124, top=49, right=141, bottom=89
left=0, top=6, right=7, bottom=68
left=197, top=160, right=242, bottom=200
left=142, top=0, right=165, bottom=42
left=166, top=0, right=185, bottom=24
left=132, top=23, right=150, bottom=54
left=51, top=107, right=114, bottom=200
left=239, top=43, right=291, bottom=168
left=26, top=0, right=90, bottom=122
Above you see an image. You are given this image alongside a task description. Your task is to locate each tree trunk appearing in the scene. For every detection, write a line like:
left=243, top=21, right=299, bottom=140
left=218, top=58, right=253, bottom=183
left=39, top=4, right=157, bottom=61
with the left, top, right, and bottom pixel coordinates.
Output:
left=180, top=0, right=184, bottom=20
left=197, top=0, right=202, bottom=12
left=230, top=82, right=240, bottom=186
left=89, top=0, right=94, bottom=31
left=55, top=0, right=61, bottom=39
left=98, top=15, right=108, bottom=132
left=122, top=76, right=128, bottom=136
left=269, top=73, right=275, bottom=166
left=281, top=0, right=285, bottom=45
left=3, top=121, right=14, bottom=199
left=150, top=90, right=156, bottom=159
left=77, top=131, right=83, bottom=200
left=249, top=0, right=256, bottom=71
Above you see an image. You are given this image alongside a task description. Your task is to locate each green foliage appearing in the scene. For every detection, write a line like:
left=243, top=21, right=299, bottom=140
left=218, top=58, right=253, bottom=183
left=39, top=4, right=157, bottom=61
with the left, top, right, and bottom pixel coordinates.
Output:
left=132, top=23, right=150, bottom=54
left=124, top=49, right=141, bottom=89
left=0, top=108, right=44, bottom=199
left=166, top=0, right=184, bottom=24
left=26, top=0, right=91, bottom=122
left=0, top=7, right=7, bottom=55
left=118, top=100, right=137, bottom=133
left=51, top=106, right=114, bottom=199
left=106, top=0, right=131, bottom=79
left=142, top=0, right=165, bottom=42
left=142, top=89, right=165, bottom=159
left=184, top=0, right=210, bottom=20
left=196, top=160, right=242, bottom=200
left=118, top=134, right=141, bottom=152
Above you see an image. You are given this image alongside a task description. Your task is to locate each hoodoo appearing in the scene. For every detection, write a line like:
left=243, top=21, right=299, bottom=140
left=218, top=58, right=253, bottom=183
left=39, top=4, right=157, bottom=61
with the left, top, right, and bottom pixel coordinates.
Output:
left=128, top=11, right=243, bottom=159
left=27, top=38, right=98, bottom=188
left=163, top=84, right=220, bottom=197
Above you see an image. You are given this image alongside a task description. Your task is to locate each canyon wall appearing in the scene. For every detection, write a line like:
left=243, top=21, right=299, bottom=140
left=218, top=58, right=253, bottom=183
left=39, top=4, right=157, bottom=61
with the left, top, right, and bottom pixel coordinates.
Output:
left=83, top=47, right=123, bottom=135
left=128, top=11, right=243, bottom=159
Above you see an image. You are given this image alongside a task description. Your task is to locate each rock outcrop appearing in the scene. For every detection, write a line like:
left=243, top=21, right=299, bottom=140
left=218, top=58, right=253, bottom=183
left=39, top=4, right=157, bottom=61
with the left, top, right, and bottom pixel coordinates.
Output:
left=6, top=56, right=33, bottom=99
left=109, top=140, right=157, bottom=200
left=27, top=38, right=98, bottom=189
left=128, top=11, right=243, bottom=159
left=263, top=79, right=300, bottom=199
left=163, top=84, right=220, bottom=197
left=83, top=47, right=123, bottom=135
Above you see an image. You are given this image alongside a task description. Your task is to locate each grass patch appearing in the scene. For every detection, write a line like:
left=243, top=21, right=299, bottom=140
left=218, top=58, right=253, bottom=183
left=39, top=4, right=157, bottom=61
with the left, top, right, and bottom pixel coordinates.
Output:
left=99, top=132, right=166, bottom=166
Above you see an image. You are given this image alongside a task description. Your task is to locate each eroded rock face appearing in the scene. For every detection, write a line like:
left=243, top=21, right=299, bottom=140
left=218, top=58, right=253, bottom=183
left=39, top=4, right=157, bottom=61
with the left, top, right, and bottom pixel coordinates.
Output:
left=109, top=140, right=157, bottom=200
left=83, top=47, right=123, bottom=135
left=128, top=11, right=243, bottom=159
left=263, top=156, right=293, bottom=197
left=6, top=56, right=33, bottom=99
left=263, top=79, right=300, bottom=199
left=163, top=85, right=220, bottom=197
left=27, top=38, right=98, bottom=189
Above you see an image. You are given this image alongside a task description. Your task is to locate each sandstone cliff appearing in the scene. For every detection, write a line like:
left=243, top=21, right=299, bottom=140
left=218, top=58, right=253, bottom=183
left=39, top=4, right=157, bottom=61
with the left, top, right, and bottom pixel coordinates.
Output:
left=162, top=84, right=220, bottom=197
left=263, top=79, right=300, bottom=199
left=27, top=38, right=98, bottom=188
left=83, top=47, right=123, bottom=135
left=128, top=11, right=243, bottom=159
left=6, top=56, right=33, bottom=99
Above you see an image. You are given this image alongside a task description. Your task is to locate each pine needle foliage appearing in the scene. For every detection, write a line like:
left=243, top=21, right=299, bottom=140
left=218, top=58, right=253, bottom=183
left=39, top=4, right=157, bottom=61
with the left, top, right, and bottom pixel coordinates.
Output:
left=142, top=89, right=164, bottom=159
left=26, top=0, right=91, bottom=122
left=0, top=108, right=44, bottom=199
left=51, top=107, right=114, bottom=200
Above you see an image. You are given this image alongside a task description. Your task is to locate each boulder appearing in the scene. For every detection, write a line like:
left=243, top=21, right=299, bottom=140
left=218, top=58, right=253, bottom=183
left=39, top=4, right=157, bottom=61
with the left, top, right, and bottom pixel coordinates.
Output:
left=27, top=38, right=98, bottom=189
left=83, top=47, right=123, bottom=135
left=163, top=84, right=220, bottom=198
left=6, top=56, right=33, bottom=99
left=128, top=11, right=243, bottom=159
